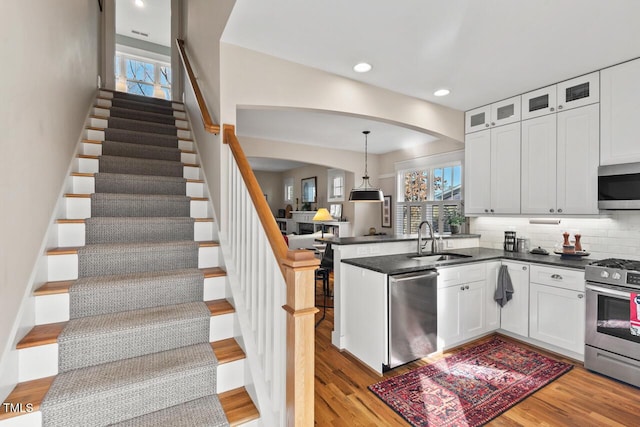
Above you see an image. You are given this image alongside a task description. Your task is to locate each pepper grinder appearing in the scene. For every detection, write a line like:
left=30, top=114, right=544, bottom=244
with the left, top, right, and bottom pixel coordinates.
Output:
left=574, top=234, right=582, bottom=252
left=562, top=232, right=570, bottom=246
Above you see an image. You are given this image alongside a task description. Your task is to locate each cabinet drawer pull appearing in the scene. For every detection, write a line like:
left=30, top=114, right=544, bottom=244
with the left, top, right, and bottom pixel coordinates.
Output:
left=551, top=274, right=563, bottom=280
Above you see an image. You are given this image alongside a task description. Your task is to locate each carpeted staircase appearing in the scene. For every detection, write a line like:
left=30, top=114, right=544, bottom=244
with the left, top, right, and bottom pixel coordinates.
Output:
left=0, top=91, right=258, bottom=426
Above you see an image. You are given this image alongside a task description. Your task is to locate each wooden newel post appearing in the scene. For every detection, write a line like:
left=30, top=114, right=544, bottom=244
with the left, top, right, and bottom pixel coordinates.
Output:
left=281, top=249, right=320, bottom=427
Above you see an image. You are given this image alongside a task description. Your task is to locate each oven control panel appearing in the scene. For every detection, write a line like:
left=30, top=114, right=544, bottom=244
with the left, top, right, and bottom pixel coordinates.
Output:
left=628, top=272, right=640, bottom=286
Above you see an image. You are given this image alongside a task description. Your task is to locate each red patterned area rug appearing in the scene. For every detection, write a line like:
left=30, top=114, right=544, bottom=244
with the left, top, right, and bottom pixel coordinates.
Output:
left=369, top=336, right=573, bottom=427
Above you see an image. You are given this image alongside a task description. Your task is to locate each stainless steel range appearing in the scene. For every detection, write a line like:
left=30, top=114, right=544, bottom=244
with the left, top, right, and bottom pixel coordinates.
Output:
left=585, top=259, right=640, bottom=388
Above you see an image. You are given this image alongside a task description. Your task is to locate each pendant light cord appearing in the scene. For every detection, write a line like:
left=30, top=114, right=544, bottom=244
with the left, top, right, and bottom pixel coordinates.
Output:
left=363, top=130, right=370, bottom=179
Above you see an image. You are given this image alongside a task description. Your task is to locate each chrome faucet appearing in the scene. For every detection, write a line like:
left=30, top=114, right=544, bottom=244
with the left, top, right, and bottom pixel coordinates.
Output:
left=417, top=220, right=435, bottom=255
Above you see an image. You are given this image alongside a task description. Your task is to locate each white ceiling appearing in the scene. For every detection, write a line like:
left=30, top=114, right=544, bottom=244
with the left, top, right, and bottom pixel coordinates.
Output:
left=223, top=0, right=640, bottom=111
left=116, top=0, right=171, bottom=47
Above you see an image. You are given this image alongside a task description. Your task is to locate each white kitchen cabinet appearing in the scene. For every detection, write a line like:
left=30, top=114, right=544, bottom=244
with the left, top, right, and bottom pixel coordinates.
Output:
left=485, top=261, right=501, bottom=331
left=465, top=122, right=521, bottom=215
left=521, top=114, right=557, bottom=214
left=500, top=261, right=529, bottom=337
left=437, top=263, right=496, bottom=349
left=342, top=264, right=387, bottom=373
left=522, top=72, right=599, bottom=121
left=556, top=104, right=600, bottom=214
left=601, top=58, right=640, bottom=165
left=521, top=103, right=599, bottom=215
left=465, top=96, right=521, bottom=134
left=529, top=265, right=585, bottom=355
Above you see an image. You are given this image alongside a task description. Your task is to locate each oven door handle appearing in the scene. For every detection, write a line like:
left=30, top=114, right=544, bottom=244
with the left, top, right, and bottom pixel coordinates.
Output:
left=586, top=284, right=632, bottom=298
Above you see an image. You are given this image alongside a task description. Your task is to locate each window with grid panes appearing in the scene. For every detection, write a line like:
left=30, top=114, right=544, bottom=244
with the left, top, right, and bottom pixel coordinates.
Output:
left=115, top=53, right=171, bottom=100
left=396, top=163, right=463, bottom=235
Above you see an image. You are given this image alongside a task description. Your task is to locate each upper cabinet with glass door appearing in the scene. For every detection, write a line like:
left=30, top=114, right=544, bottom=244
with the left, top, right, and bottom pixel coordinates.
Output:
left=522, top=72, right=599, bottom=120
left=465, top=96, right=521, bottom=134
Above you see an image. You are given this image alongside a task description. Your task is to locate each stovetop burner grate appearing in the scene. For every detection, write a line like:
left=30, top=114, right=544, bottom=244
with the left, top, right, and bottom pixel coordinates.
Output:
left=589, top=258, right=640, bottom=271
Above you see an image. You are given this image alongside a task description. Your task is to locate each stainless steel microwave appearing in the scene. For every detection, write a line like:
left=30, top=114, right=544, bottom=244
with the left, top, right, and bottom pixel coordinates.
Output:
left=599, top=162, right=640, bottom=209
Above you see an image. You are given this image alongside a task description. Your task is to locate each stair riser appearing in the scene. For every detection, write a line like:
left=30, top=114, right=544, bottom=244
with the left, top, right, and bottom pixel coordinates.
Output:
left=99, top=90, right=185, bottom=109
left=17, top=341, right=243, bottom=391
left=34, top=276, right=227, bottom=325
left=56, top=221, right=214, bottom=246
left=47, top=246, right=220, bottom=282
left=84, top=128, right=192, bottom=143
left=97, top=92, right=185, bottom=111
left=88, top=117, right=191, bottom=136
left=70, top=175, right=204, bottom=197
left=63, top=197, right=209, bottom=219
left=92, top=107, right=189, bottom=127
left=81, top=142, right=197, bottom=164
left=75, top=157, right=200, bottom=178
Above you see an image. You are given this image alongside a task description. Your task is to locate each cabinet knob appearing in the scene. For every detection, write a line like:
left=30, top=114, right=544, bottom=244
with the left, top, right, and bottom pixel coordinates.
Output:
left=549, top=208, right=554, bottom=213
left=460, top=286, right=465, bottom=291
left=484, top=209, right=489, bottom=213
left=578, top=294, right=584, bottom=299
left=558, top=209, right=563, bottom=213
left=558, top=105, right=564, bottom=110
left=551, top=274, right=563, bottom=280
left=485, top=123, right=490, bottom=128
left=491, top=122, right=496, bottom=126
left=522, top=266, right=527, bottom=271
left=490, top=209, right=494, bottom=213
left=465, top=285, right=469, bottom=290
left=550, top=107, right=555, bottom=112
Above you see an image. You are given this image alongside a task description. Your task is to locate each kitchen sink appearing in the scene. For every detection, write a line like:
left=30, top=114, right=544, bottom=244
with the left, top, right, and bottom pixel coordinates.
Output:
left=410, top=252, right=472, bottom=262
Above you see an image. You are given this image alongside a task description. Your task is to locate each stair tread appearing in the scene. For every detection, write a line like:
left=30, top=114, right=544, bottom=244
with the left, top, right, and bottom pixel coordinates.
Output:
left=88, top=116, right=190, bottom=132
left=211, top=338, right=246, bottom=364
left=35, top=267, right=226, bottom=296
left=63, top=193, right=208, bottom=199
left=70, top=172, right=204, bottom=184
left=56, top=217, right=213, bottom=224
left=219, top=387, right=260, bottom=426
left=47, top=241, right=219, bottom=255
left=18, top=301, right=235, bottom=349
left=1, top=381, right=256, bottom=425
left=76, top=153, right=199, bottom=166
left=0, top=376, right=54, bottom=420
left=82, top=139, right=195, bottom=154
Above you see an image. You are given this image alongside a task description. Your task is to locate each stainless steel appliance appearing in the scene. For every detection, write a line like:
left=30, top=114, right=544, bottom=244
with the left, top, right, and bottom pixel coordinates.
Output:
left=387, top=270, right=438, bottom=369
left=585, top=259, right=640, bottom=387
left=598, top=162, right=640, bottom=210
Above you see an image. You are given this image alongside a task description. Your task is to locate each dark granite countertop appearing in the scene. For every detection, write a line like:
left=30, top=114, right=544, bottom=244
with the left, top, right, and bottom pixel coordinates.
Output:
left=341, top=247, right=596, bottom=275
left=317, top=233, right=480, bottom=245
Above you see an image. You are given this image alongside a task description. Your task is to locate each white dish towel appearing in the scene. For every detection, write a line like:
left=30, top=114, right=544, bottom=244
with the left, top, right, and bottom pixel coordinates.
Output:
left=494, top=265, right=514, bottom=307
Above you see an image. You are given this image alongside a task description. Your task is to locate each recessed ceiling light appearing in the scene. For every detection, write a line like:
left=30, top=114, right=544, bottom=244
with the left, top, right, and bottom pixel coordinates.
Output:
left=353, top=62, right=372, bottom=73
left=135, top=0, right=144, bottom=7
left=434, top=89, right=450, bottom=97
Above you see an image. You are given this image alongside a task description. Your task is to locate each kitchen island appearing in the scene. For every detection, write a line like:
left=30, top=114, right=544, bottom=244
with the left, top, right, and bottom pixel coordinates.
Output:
left=334, top=242, right=597, bottom=373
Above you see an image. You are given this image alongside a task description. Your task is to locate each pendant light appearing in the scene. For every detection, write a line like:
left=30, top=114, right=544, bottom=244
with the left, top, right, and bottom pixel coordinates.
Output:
left=349, top=130, right=384, bottom=202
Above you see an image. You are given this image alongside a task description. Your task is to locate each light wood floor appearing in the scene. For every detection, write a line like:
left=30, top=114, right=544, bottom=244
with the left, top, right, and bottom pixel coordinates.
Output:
left=314, top=278, right=640, bottom=426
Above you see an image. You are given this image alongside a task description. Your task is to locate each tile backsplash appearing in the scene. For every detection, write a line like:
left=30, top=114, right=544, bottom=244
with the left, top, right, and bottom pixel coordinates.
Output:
left=470, top=212, right=640, bottom=261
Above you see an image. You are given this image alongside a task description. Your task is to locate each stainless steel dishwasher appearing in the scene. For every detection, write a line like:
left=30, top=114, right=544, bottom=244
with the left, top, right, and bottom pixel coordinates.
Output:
left=388, top=270, right=438, bottom=369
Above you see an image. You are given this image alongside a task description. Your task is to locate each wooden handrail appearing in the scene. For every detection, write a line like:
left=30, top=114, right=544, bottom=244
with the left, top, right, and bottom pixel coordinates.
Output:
left=223, top=124, right=289, bottom=264
left=175, top=39, right=220, bottom=134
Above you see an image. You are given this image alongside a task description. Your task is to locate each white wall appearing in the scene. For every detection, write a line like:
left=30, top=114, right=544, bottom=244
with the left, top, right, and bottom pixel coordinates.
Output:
left=182, top=0, right=236, bottom=225
left=471, top=213, right=640, bottom=261
left=0, top=0, right=100, bottom=400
